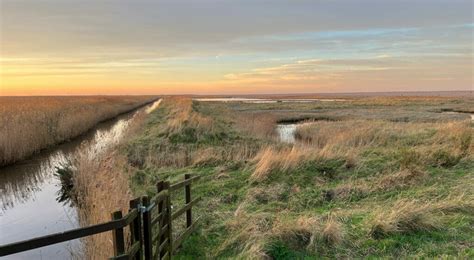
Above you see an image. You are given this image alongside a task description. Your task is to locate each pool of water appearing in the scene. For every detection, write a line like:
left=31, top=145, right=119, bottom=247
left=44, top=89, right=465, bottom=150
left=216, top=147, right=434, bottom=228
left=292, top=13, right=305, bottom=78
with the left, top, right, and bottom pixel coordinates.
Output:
left=441, top=111, right=474, bottom=121
left=195, top=98, right=346, bottom=103
left=276, top=122, right=317, bottom=143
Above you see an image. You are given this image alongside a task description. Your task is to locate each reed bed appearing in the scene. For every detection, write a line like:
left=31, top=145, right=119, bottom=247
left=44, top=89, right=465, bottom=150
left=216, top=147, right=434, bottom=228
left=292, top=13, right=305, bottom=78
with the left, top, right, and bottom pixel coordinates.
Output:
left=70, top=105, right=153, bottom=258
left=0, top=96, right=155, bottom=166
left=73, top=149, right=132, bottom=259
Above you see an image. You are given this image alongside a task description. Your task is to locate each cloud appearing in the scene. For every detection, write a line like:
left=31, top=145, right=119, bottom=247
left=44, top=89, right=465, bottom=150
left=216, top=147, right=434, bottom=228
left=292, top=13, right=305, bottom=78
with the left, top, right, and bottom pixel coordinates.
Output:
left=1, top=0, right=472, bottom=94
left=2, top=0, right=472, bottom=57
left=220, top=53, right=473, bottom=93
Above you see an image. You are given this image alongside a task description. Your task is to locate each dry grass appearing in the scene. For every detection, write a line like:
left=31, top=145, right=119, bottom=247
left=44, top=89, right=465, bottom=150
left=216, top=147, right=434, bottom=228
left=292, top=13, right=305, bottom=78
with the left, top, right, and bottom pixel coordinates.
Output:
left=73, top=149, right=133, bottom=259
left=218, top=211, right=273, bottom=258
left=326, top=168, right=427, bottom=202
left=370, top=205, right=439, bottom=238
left=129, top=97, right=266, bottom=170
left=0, top=96, right=155, bottom=166
left=320, top=216, right=344, bottom=247
left=218, top=208, right=346, bottom=258
left=375, top=168, right=427, bottom=189
left=69, top=104, right=154, bottom=258
left=163, top=97, right=214, bottom=133
left=369, top=196, right=474, bottom=239
left=293, top=119, right=473, bottom=163
left=233, top=112, right=278, bottom=139
left=250, top=118, right=472, bottom=202
left=191, top=144, right=259, bottom=167
left=350, top=96, right=454, bottom=106
left=107, top=97, right=473, bottom=258
left=251, top=146, right=312, bottom=181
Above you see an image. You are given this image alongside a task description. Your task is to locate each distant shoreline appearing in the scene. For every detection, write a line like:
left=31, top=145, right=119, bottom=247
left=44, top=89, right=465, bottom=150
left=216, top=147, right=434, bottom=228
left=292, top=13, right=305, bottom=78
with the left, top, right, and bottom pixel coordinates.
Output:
left=189, top=90, right=474, bottom=98
left=1, top=90, right=472, bottom=98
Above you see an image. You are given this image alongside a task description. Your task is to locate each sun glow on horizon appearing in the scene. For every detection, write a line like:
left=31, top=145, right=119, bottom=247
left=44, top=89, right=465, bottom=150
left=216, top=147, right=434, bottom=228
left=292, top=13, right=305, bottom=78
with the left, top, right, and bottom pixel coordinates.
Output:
left=1, top=1, right=472, bottom=95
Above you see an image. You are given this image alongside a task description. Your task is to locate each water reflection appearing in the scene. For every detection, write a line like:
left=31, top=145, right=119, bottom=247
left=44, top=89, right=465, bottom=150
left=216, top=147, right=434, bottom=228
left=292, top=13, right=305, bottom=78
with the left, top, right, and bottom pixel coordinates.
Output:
left=277, top=124, right=298, bottom=143
left=195, top=98, right=346, bottom=103
left=55, top=163, right=75, bottom=206
left=276, top=122, right=317, bottom=144
left=0, top=100, right=161, bottom=259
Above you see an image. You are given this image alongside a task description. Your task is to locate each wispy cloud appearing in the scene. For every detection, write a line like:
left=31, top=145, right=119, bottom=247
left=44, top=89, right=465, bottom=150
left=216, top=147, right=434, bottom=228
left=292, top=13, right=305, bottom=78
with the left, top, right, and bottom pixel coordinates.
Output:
left=1, top=0, right=472, bottom=94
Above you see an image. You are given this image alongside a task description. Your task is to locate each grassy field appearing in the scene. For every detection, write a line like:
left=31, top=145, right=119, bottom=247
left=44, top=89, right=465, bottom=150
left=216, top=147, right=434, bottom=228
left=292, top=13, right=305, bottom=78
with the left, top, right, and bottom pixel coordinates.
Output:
left=74, top=96, right=473, bottom=258
left=0, top=96, right=156, bottom=166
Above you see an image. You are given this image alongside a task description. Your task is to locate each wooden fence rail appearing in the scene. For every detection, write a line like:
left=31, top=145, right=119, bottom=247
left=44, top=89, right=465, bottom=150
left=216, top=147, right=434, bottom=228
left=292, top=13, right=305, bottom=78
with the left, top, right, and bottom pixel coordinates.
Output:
left=0, top=174, right=201, bottom=259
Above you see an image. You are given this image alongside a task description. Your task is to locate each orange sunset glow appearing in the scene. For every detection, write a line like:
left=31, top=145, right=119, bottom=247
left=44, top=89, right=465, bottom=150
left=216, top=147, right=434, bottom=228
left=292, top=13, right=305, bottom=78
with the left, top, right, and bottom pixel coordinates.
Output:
left=1, top=0, right=473, bottom=95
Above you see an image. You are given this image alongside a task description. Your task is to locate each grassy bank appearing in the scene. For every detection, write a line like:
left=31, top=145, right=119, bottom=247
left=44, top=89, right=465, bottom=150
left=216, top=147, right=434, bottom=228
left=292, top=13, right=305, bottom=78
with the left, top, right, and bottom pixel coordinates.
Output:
left=66, top=101, right=155, bottom=259
left=85, top=96, right=473, bottom=258
left=0, top=96, right=156, bottom=166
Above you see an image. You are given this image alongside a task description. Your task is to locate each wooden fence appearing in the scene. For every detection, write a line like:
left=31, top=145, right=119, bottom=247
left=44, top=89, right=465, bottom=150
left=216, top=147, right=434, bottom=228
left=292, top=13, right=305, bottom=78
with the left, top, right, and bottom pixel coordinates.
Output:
left=0, top=174, right=201, bottom=260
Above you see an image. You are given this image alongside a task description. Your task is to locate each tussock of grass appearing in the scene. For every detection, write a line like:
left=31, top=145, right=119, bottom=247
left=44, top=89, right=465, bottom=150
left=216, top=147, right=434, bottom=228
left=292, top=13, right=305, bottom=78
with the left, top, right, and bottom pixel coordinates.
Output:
left=370, top=196, right=474, bottom=239
left=252, top=146, right=312, bottom=181
left=370, top=200, right=442, bottom=238
left=320, top=216, right=345, bottom=247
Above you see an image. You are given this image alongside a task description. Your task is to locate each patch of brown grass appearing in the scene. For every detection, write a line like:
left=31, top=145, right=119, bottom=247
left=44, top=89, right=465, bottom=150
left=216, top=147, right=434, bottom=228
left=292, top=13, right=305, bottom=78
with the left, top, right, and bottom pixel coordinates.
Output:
left=234, top=112, right=278, bottom=139
left=294, top=120, right=473, bottom=167
left=320, top=216, right=344, bottom=246
left=369, top=196, right=474, bottom=239
left=73, top=149, right=133, bottom=259
left=163, top=97, right=214, bottom=133
left=68, top=104, right=156, bottom=258
left=251, top=146, right=312, bottom=181
left=326, top=168, right=427, bottom=202
left=218, top=212, right=273, bottom=259
left=192, top=144, right=261, bottom=167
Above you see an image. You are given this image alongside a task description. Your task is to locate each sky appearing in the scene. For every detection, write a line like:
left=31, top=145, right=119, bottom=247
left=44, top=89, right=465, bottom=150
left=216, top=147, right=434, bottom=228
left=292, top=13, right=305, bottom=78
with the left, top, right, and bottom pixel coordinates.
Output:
left=0, top=0, right=473, bottom=95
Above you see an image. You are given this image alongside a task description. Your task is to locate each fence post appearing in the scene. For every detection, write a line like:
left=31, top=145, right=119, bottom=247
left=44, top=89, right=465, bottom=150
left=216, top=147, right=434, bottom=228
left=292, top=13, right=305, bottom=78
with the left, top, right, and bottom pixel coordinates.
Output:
left=111, top=210, right=125, bottom=257
left=157, top=180, right=166, bottom=259
left=185, top=174, right=192, bottom=228
left=163, top=181, right=173, bottom=257
left=129, top=198, right=142, bottom=260
left=142, top=196, right=152, bottom=260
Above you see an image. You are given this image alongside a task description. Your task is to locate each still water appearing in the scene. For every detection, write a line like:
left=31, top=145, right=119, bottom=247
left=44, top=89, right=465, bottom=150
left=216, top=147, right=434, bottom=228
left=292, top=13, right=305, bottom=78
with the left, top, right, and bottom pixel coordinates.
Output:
left=195, top=98, right=346, bottom=103
left=276, top=122, right=319, bottom=144
left=0, top=100, right=161, bottom=259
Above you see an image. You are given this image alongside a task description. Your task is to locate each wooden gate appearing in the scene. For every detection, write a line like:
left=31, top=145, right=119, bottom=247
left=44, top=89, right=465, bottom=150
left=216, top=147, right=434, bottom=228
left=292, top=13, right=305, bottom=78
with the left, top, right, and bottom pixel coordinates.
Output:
left=141, top=174, right=201, bottom=260
left=0, top=174, right=201, bottom=260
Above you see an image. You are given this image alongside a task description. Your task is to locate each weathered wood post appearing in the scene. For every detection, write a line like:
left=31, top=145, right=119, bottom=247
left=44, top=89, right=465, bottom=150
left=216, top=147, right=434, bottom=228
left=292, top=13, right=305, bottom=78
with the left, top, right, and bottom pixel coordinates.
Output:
left=156, top=180, right=167, bottom=259
left=185, top=174, right=192, bottom=228
left=129, top=198, right=142, bottom=260
left=142, top=196, right=153, bottom=260
left=163, top=181, right=173, bottom=257
left=111, top=210, right=125, bottom=257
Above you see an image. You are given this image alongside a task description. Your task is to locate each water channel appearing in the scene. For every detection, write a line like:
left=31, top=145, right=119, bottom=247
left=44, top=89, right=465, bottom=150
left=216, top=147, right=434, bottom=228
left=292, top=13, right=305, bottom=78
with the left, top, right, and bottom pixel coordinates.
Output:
left=0, top=100, right=161, bottom=259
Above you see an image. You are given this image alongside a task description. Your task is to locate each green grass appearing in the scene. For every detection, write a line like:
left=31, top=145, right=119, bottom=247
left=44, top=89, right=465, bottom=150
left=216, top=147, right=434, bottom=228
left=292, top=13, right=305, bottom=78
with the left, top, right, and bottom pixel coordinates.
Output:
left=122, top=97, right=473, bottom=258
